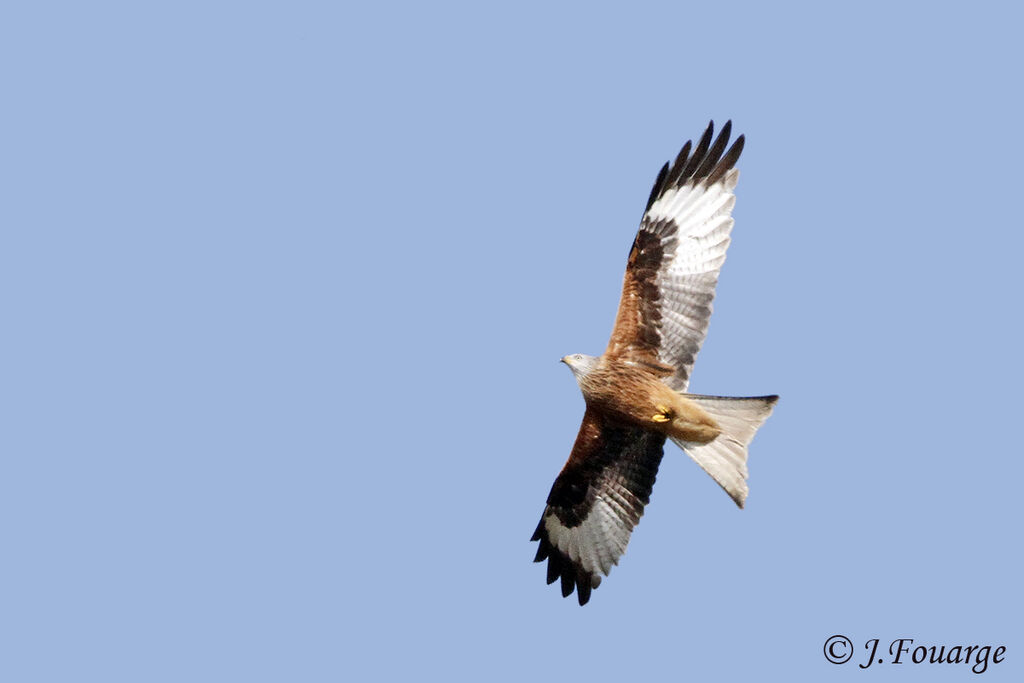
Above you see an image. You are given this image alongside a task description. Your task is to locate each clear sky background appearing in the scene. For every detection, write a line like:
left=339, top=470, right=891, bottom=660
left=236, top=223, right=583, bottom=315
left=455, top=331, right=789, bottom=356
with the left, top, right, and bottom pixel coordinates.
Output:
left=3, top=2, right=1022, bottom=681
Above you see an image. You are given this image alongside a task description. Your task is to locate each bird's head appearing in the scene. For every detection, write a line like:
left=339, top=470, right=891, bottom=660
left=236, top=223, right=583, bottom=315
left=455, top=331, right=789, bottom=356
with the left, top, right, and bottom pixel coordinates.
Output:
left=561, top=353, right=599, bottom=383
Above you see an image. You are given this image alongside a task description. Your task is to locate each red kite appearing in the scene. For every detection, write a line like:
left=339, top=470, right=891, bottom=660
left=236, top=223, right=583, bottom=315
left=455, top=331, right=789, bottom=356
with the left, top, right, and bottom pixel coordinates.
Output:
left=532, top=121, right=778, bottom=605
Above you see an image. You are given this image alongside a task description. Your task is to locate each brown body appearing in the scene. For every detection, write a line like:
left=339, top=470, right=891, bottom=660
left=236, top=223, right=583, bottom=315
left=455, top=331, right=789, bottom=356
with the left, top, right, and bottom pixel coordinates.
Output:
left=574, top=358, right=720, bottom=444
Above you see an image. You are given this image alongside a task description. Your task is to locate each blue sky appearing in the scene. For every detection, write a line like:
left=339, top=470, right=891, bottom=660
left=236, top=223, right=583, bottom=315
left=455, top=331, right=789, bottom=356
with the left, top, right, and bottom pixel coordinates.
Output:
left=3, top=2, right=1022, bottom=681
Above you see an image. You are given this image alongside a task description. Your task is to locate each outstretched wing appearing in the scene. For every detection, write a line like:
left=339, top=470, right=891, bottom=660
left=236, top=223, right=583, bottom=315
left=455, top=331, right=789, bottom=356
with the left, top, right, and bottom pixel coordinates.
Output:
left=531, top=409, right=666, bottom=605
left=605, top=120, right=744, bottom=391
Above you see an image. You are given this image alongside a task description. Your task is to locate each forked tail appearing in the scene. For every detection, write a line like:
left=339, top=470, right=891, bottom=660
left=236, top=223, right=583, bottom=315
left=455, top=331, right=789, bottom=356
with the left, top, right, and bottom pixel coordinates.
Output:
left=670, top=394, right=778, bottom=508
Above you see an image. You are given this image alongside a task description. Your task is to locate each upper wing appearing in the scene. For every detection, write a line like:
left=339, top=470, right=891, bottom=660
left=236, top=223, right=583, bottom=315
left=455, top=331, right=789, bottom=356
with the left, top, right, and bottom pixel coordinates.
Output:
left=531, top=409, right=666, bottom=605
left=605, top=120, right=744, bottom=391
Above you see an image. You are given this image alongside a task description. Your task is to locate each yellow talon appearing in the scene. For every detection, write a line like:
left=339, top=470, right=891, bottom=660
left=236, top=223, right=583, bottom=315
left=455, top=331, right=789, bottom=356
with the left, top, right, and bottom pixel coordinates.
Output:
left=652, top=414, right=670, bottom=423
left=652, top=404, right=673, bottom=423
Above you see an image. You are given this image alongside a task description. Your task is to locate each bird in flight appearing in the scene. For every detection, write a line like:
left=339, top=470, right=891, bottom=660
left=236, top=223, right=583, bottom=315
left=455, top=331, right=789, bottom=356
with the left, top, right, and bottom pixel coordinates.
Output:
left=532, top=120, right=778, bottom=605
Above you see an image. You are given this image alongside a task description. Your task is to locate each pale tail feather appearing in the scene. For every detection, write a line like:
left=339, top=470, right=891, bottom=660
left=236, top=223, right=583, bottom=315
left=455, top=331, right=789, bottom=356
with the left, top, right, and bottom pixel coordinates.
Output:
left=670, top=394, right=778, bottom=508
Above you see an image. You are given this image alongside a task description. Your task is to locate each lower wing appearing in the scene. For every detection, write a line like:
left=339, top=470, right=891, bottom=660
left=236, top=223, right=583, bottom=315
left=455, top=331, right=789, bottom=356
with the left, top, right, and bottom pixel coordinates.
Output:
left=532, top=409, right=666, bottom=605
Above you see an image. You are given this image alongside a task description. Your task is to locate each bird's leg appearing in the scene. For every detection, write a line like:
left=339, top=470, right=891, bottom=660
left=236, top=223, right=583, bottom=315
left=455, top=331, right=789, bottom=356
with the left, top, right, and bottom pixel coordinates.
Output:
left=651, top=404, right=674, bottom=423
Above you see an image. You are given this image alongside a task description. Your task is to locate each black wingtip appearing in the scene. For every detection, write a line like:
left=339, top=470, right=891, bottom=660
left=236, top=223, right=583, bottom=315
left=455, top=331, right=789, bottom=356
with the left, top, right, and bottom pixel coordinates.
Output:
left=705, top=132, right=745, bottom=185
left=532, top=517, right=598, bottom=606
left=646, top=119, right=747, bottom=211
left=560, top=568, right=575, bottom=598
left=693, top=120, right=733, bottom=179
left=644, top=161, right=670, bottom=213
left=665, top=140, right=692, bottom=187
left=546, top=551, right=561, bottom=585
left=533, top=540, right=549, bottom=563
left=575, top=572, right=592, bottom=605
left=679, top=121, right=715, bottom=179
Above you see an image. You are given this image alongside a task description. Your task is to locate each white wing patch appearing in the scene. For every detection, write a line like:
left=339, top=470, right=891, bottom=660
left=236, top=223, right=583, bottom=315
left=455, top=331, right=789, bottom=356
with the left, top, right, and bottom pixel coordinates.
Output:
left=644, top=169, right=740, bottom=390
left=541, top=494, right=635, bottom=581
